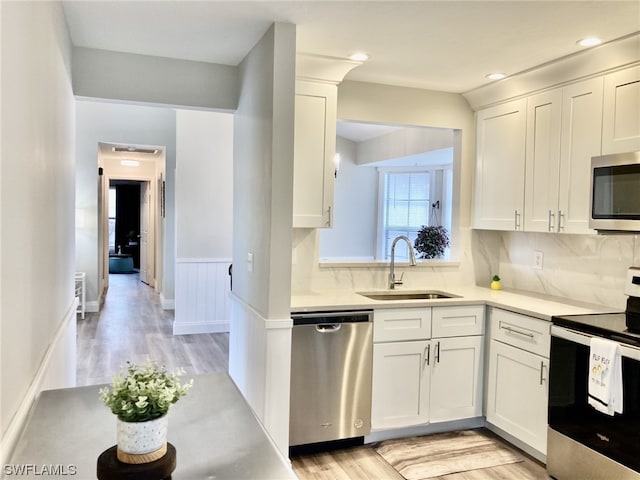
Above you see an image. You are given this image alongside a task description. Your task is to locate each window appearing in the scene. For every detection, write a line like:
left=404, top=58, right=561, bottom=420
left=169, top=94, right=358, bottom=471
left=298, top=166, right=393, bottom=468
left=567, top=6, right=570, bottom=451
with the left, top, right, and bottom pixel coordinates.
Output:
left=378, top=167, right=451, bottom=261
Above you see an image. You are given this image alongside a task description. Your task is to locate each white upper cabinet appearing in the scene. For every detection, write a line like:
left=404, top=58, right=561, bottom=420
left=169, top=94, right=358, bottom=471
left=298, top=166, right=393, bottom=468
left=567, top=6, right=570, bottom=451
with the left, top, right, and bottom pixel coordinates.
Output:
left=524, top=79, right=604, bottom=233
left=558, top=78, right=603, bottom=233
left=474, top=71, right=616, bottom=233
left=602, top=66, right=640, bottom=154
left=292, top=80, right=337, bottom=228
left=523, top=90, right=563, bottom=232
left=473, top=99, right=527, bottom=230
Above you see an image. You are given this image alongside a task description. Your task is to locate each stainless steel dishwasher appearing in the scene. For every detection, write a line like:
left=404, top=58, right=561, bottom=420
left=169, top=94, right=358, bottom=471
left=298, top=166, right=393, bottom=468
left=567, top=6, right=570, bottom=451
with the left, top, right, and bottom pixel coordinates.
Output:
left=289, top=310, right=373, bottom=447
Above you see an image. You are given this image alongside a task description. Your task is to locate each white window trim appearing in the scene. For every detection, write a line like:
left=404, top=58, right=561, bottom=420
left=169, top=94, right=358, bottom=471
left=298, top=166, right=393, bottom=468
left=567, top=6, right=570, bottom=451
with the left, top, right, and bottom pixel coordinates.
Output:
left=375, top=165, right=453, bottom=261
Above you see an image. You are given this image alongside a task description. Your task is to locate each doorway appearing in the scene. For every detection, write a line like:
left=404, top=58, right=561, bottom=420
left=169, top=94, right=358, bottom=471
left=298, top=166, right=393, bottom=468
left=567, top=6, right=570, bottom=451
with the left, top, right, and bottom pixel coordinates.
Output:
left=97, top=142, right=165, bottom=304
left=109, top=180, right=154, bottom=284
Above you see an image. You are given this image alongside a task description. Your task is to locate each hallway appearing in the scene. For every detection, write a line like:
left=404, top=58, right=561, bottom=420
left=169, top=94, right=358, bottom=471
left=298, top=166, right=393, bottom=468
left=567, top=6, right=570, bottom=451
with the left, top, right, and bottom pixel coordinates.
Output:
left=76, top=272, right=229, bottom=386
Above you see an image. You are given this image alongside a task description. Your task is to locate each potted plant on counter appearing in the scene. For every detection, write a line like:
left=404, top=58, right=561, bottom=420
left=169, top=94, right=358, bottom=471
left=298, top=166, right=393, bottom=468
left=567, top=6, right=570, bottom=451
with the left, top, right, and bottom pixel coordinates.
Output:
left=414, top=225, right=450, bottom=259
left=99, top=361, right=193, bottom=464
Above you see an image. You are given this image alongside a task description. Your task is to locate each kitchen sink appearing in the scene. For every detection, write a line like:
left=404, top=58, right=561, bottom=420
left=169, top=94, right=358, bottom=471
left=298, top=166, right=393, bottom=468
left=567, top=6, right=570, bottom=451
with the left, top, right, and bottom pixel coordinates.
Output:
left=357, top=290, right=460, bottom=301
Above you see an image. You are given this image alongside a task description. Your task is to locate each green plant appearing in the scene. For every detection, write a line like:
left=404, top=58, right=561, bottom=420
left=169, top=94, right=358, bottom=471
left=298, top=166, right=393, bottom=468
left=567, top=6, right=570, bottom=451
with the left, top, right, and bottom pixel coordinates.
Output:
left=99, top=361, right=193, bottom=422
left=492, top=275, right=500, bottom=281
left=414, top=225, right=450, bottom=259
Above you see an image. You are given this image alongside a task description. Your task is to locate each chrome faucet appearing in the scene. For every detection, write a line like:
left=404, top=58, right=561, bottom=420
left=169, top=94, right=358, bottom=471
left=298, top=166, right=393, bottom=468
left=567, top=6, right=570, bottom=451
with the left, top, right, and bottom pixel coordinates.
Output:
left=389, top=235, right=417, bottom=289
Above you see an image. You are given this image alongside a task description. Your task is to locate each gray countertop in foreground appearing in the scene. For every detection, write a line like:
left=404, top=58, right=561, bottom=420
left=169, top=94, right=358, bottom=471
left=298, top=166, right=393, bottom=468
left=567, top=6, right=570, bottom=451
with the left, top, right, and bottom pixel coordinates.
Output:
left=9, top=372, right=297, bottom=480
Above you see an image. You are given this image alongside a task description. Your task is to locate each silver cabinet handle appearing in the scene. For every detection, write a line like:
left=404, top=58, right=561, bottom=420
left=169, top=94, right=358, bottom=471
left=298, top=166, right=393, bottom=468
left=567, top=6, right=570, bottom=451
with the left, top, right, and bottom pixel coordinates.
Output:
left=501, top=324, right=535, bottom=339
left=548, top=210, right=555, bottom=232
left=558, top=210, right=565, bottom=232
left=435, top=341, right=441, bottom=364
left=514, top=210, right=521, bottom=230
left=539, top=361, right=547, bottom=385
left=326, top=206, right=332, bottom=227
left=424, top=344, right=431, bottom=368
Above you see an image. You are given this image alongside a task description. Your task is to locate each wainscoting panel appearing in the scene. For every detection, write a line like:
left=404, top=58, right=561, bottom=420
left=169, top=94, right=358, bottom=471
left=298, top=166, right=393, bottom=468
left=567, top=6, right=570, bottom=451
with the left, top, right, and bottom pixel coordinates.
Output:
left=174, top=259, right=232, bottom=335
left=0, top=298, right=77, bottom=466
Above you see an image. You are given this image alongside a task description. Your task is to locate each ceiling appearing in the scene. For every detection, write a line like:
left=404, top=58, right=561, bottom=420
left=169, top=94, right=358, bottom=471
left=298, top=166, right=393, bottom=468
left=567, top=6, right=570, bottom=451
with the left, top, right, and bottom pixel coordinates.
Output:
left=61, top=1, right=640, bottom=94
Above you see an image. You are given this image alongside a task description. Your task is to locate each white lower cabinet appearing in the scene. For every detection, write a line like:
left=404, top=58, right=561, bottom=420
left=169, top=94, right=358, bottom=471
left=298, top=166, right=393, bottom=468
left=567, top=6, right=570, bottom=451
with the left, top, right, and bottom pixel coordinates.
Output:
left=371, top=305, right=484, bottom=431
left=486, top=308, right=550, bottom=456
left=430, top=336, right=483, bottom=423
left=372, top=340, right=430, bottom=429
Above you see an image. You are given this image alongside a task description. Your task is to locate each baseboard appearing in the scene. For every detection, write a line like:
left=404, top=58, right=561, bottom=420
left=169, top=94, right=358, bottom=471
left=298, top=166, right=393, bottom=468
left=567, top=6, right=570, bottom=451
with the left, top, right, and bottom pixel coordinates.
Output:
left=365, top=417, right=485, bottom=444
left=173, top=321, right=229, bottom=335
left=160, top=294, right=175, bottom=310
left=0, top=298, right=77, bottom=465
left=485, top=422, right=546, bottom=464
left=85, top=300, right=100, bottom=313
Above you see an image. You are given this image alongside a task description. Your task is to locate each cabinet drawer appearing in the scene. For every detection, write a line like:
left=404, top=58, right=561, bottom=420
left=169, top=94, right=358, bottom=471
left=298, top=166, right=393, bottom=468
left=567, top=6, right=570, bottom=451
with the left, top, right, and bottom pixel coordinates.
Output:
left=490, top=308, right=550, bottom=358
left=432, top=305, right=484, bottom=338
left=374, top=308, right=431, bottom=342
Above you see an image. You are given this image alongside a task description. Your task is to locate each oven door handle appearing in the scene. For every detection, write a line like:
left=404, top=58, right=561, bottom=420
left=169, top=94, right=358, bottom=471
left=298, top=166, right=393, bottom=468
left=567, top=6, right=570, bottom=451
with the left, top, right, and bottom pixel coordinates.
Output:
left=551, top=325, right=640, bottom=361
left=551, top=325, right=591, bottom=346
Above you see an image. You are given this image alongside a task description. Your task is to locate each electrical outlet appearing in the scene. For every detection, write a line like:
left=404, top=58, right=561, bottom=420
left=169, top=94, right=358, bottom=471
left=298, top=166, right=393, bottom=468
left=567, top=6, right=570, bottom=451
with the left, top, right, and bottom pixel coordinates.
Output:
left=247, top=252, right=254, bottom=272
left=534, top=250, right=544, bottom=270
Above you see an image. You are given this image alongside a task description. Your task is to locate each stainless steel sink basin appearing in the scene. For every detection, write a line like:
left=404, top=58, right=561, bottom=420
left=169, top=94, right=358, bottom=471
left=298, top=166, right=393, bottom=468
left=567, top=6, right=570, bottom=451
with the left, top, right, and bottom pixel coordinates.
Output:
left=357, top=290, right=460, bottom=301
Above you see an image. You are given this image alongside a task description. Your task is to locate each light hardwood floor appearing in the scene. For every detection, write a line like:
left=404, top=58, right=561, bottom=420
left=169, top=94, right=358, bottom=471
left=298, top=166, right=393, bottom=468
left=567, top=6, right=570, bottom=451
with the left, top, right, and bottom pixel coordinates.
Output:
left=291, top=429, right=551, bottom=480
left=76, top=272, right=229, bottom=386
left=77, top=275, right=550, bottom=480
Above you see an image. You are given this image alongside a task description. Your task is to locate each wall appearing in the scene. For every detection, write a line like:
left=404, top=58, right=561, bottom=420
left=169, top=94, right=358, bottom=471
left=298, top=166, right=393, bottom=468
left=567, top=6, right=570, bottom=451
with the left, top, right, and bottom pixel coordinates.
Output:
left=174, top=109, right=234, bottom=334
left=228, top=22, right=296, bottom=456
left=318, top=136, right=377, bottom=261
left=75, top=101, right=176, bottom=310
left=292, top=81, right=477, bottom=293
left=176, top=110, right=233, bottom=259
left=0, top=2, right=76, bottom=463
left=73, top=47, right=238, bottom=111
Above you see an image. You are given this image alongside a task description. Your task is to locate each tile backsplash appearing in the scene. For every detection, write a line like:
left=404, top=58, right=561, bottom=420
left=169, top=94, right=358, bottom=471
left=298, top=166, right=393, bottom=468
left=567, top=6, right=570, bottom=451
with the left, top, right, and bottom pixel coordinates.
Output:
left=293, top=225, right=638, bottom=311
left=473, top=230, right=639, bottom=310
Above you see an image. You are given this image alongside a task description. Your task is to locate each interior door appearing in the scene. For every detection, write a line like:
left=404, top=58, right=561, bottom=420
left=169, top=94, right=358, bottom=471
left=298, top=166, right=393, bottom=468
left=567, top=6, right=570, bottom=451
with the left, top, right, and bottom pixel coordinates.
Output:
left=140, top=181, right=151, bottom=285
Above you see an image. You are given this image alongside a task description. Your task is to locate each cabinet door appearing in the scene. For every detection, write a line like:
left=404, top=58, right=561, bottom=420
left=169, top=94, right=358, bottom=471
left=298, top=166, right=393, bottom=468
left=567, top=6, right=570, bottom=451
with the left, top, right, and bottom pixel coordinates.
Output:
left=473, top=99, right=527, bottom=230
left=430, top=336, right=483, bottom=423
left=371, top=340, right=430, bottom=430
left=292, top=81, right=337, bottom=228
left=602, top=66, right=640, bottom=154
left=486, top=340, right=549, bottom=455
left=524, top=90, right=562, bottom=232
left=558, top=78, right=603, bottom=234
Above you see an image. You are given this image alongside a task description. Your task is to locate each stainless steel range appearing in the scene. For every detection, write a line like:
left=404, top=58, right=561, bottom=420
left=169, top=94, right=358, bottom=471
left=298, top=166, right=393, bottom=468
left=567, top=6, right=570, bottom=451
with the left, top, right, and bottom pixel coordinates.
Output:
left=548, top=267, right=640, bottom=480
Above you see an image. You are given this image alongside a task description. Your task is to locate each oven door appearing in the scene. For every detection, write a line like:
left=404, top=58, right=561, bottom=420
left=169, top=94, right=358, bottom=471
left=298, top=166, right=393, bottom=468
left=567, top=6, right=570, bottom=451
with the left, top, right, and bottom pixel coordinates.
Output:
left=548, top=325, right=640, bottom=479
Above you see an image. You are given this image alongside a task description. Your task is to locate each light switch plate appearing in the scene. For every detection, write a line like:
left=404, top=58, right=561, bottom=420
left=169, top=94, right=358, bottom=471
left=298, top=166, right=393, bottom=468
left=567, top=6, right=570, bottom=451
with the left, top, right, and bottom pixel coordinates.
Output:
left=247, top=252, right=254, bottom=272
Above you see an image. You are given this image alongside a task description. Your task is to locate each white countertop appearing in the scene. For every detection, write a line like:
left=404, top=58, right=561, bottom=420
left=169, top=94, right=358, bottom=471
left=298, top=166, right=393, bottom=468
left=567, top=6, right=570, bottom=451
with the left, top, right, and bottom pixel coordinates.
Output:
left=291, top=285, right=617, bottom=320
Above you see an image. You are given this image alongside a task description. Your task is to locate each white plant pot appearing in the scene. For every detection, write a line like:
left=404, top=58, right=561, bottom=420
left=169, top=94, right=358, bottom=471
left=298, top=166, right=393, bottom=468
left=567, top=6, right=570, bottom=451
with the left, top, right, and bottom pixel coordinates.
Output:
left=116, top=414, right=168, bottom=463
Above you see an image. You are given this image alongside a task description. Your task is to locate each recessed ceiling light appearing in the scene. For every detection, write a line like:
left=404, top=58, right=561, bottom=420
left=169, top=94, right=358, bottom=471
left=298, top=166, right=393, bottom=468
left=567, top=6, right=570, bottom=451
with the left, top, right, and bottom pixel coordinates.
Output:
left=349, top=52, right=369, bottom=62
left=486, top=73, right=507, bottom=80
left=120, top=160, right=140, bottom=167
left=577, top=37, right=602, bottom=47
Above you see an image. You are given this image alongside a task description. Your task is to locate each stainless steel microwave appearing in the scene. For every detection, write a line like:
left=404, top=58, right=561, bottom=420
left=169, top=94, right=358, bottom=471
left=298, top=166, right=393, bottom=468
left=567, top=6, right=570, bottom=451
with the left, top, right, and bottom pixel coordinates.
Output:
left=590, top=151, right=640, bottom=232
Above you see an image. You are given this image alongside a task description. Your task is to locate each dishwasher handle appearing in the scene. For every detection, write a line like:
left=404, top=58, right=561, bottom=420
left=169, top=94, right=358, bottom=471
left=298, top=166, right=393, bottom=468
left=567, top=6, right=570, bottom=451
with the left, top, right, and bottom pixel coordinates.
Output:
left=315, top=323, right=342, bottom=333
